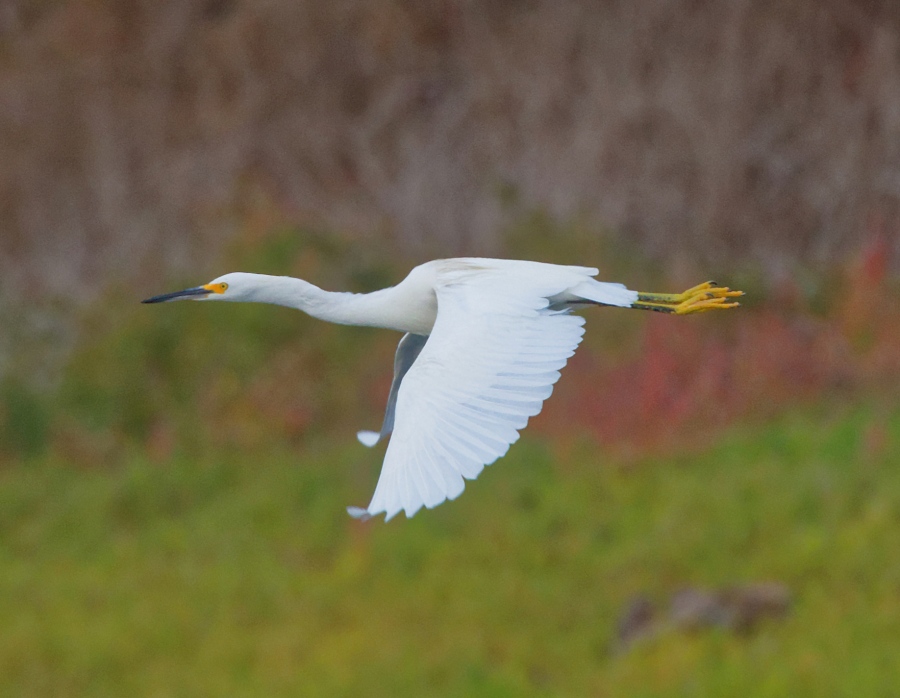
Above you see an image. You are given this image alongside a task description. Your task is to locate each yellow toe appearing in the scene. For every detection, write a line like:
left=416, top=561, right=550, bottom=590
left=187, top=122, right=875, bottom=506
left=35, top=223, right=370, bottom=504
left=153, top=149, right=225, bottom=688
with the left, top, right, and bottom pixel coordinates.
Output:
left=633, top=281, right=744, bottom=314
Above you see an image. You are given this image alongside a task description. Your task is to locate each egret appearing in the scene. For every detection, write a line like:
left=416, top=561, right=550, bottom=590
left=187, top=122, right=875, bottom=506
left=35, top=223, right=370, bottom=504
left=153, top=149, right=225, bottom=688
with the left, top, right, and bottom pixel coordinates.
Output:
left=143, top=258, right=742, bottom=521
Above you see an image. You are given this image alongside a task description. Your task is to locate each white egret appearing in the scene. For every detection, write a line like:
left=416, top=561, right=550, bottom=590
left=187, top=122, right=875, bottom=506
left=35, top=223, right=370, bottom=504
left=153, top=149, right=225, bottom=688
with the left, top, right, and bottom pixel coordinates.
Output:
left=143, top=258, right=742, bottom=521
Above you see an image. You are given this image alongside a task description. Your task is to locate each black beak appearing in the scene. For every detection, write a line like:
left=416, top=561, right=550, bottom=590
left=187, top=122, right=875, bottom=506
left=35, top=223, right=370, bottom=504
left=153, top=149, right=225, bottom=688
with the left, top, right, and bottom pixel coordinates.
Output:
left=141, top=287, right=210, bottom=304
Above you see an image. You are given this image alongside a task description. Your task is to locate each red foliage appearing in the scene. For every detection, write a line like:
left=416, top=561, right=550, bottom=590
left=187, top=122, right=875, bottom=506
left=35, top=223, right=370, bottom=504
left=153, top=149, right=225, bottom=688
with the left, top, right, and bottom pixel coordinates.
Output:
left=539, top=242, right=900, bottom=456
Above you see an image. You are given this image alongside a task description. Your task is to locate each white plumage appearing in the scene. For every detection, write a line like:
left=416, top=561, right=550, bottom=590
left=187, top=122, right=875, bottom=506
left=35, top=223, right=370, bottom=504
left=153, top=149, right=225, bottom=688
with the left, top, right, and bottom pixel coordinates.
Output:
left=356, top=260, right=630, bottom=520
left=143, top=257, right=740, bottom=521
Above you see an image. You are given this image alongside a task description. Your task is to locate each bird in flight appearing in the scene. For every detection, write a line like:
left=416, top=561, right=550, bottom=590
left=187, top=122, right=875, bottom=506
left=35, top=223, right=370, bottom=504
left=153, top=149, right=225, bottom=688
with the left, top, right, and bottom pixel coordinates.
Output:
left=144, top=258, right=742, bottom=521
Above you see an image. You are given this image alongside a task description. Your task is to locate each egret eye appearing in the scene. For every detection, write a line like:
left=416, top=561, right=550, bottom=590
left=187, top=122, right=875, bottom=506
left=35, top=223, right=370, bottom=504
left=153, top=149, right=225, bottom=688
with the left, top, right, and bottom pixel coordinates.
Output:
left=220, top=283, right=229, bottom=291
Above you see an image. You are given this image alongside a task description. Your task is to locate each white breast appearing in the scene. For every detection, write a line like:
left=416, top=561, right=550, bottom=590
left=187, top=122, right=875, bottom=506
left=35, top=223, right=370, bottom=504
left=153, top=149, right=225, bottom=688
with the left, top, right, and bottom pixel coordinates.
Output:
left=383, top=263, right=440, bottom=335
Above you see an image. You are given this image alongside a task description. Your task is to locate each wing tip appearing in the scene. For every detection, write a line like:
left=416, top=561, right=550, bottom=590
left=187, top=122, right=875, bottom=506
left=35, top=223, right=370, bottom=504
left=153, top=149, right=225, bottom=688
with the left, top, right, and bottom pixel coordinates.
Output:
left=356, top=430, right=380, bottom=447
left=346, top=506, right=373, bottom=521
left=348, top=505, right=402, bottom=522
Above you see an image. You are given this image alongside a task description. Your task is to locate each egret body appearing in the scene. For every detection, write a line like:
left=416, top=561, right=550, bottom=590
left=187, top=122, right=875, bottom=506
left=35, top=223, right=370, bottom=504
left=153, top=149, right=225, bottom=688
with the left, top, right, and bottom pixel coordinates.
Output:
left=144, top=258, right=741, bottom=521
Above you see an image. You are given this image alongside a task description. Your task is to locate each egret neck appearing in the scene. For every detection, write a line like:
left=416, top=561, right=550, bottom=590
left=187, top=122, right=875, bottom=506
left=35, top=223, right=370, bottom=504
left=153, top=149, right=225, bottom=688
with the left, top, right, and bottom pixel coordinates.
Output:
left=215, top=273, right=437, bottom=335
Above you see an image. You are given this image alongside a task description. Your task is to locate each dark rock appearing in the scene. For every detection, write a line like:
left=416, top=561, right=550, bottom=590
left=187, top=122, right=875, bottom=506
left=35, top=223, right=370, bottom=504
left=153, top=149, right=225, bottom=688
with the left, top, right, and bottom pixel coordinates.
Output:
left=615, top=595, right=658, bottom=649
left=614, top=581, right=792, bottom=653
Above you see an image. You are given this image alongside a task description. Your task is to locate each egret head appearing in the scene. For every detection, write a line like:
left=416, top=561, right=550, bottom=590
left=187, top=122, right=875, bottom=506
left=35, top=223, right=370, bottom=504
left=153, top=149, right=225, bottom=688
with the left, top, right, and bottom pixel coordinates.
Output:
left=141, top=272, right=255, bottom=304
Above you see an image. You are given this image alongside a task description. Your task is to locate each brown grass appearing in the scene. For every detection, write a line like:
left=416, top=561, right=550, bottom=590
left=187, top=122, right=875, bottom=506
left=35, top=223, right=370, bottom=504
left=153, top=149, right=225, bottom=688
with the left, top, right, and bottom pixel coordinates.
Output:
left=2, top=0, right=900, bottom=310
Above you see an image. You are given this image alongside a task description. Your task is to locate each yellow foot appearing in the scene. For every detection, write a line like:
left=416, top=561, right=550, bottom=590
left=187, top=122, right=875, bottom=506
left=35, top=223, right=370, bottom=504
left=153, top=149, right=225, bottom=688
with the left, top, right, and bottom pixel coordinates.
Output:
left=633, top=281, right=743, bottom=315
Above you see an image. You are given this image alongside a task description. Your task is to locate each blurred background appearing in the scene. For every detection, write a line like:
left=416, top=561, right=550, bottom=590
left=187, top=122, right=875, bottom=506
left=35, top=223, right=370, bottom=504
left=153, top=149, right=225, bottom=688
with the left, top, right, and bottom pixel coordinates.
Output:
left=2, top=1, right=900, bottom=695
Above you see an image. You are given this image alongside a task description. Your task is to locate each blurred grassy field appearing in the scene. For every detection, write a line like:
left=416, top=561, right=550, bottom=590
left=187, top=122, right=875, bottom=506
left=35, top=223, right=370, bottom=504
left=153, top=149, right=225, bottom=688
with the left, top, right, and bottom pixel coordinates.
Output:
left=2, top=404, right=900, bottom=696
left=3, top=228, right=900, bottom=696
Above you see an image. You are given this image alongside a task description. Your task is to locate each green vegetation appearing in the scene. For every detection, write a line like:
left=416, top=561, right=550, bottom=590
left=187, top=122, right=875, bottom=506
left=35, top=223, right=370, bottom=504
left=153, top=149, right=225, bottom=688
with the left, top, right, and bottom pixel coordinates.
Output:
left=1, top=405, right=899, bottom=696
left=2, top=229, right=899, bottom=695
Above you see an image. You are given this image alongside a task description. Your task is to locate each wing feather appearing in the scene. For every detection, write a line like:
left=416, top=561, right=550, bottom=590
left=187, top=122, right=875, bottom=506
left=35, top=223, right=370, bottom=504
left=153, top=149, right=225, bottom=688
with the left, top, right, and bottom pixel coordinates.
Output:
left=350, top=263, right=594, bottom=520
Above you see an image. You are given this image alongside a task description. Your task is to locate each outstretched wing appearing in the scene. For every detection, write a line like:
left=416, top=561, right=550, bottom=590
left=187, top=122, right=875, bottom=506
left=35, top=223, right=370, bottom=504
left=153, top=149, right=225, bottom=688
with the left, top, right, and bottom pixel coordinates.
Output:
left=357, top=333, right=429, bottom=447
left=349, top=265, right=590, bottom=521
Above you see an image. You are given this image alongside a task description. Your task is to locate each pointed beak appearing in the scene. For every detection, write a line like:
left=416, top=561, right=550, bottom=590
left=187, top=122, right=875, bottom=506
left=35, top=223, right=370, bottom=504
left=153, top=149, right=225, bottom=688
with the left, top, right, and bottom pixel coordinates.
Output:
left=141, top=286, right=211, bottom=304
